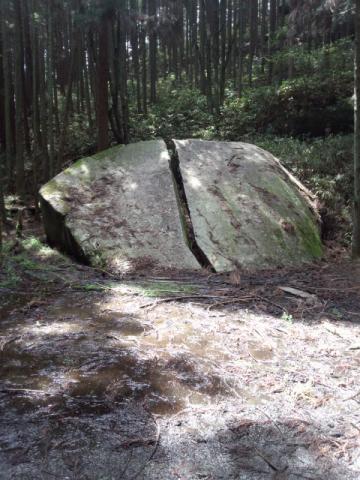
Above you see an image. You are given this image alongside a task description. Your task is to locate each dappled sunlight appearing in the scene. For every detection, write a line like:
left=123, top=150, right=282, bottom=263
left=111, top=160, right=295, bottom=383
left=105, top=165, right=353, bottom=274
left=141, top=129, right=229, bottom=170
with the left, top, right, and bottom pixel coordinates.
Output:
left=1, top=274, right=360, bottom=477
left=39, top=139, right=201, bottom=274
left=107, top=256, right=136, bottom=274
left=160, top=150, right=170, bottom=162
left=22, top=320, right=85, bottom=336
left=1, top=0, right=357, bottom=474
left=21, top=235, right=71, bottom=262
left=1, top=248, right=360, bottom=474
left=187, top=174, right=203, bottom=190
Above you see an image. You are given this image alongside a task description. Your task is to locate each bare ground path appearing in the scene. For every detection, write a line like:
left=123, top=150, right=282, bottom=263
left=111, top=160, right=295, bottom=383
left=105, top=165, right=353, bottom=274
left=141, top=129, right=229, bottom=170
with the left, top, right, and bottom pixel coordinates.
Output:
left=0, top=236, right=360, bottom=479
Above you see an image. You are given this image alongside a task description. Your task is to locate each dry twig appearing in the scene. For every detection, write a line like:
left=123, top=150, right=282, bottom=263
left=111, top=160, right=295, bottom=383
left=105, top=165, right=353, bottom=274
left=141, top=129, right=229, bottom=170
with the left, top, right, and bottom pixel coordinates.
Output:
left=140, top=294, right=224, bottom=309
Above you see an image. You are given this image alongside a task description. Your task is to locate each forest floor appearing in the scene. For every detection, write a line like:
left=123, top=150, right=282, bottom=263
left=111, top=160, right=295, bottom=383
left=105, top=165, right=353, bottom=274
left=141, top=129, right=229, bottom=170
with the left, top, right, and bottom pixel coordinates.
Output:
left=0, top=215, right=360, bottom=479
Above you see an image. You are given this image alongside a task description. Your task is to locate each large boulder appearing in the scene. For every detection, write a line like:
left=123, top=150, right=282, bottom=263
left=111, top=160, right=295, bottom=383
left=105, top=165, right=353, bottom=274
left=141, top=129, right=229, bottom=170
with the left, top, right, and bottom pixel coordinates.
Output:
left=40, top=139, right=322, bottom=274
left=40, top=140, right=200, bottom=273
left=174, top=139, right=322, bottom=272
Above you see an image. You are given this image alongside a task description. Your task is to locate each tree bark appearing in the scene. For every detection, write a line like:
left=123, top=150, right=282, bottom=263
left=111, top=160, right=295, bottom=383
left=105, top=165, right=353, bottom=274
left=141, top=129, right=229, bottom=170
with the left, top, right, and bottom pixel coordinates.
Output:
left=148, top=0, right=157, bottom=103
left=353, top=0, right=360, bottom=257
left=1, top=6, right=14, bottom=185
left=14, top=0, right=25, bottom=197
left=96, top=10, right=109, bottom=151
left=268, top=0, right=276, bottom=84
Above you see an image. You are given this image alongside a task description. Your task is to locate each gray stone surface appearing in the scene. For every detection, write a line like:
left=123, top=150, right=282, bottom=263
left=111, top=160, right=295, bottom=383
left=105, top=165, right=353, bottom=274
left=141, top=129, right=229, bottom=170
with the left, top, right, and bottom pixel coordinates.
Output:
left=40, top=139, right=322, bottom=274
left=174, top=139, right=322, bottom=272
left=40, top=140, right=200, bottom=273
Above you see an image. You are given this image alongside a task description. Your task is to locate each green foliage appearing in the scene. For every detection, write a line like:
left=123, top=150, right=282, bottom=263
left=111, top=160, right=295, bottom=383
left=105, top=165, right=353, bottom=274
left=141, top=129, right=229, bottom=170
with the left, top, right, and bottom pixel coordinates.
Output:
left=79, top=282, right=110, bottom=292
left=66, top=113, right=96, bottom=157
left=138, top=281, right=196, bottom=297
left=281, top=312, right=293, bottom=323
left=0, top=236, right=71, bottom=290
left=271, top=39, right=353, bottom=82
left=0, top=260, right=21, bottom=289
left=13, top=255, right=43, bottom=271
left=130, top=78, right=213, bottom=142
left=131, top=41, right=353, bottom=142
left=220, top=73, right=353, bottom=138
left=219, top=40, right=353, bottom=139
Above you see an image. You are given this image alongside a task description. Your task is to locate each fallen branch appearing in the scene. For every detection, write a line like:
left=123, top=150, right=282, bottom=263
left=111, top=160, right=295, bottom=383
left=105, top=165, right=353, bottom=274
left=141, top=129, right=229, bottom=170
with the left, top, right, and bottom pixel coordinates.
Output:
left=254, top=448, right=284, bottom=472
left=207, top=295, right=256, bottom=311
left=140, top=294, right=225, bottom=309
left=344, top=390, right=360, bottom=402
left=255, top=407, right=285, bottom=437
left=255, top=296, right=287, bottom=314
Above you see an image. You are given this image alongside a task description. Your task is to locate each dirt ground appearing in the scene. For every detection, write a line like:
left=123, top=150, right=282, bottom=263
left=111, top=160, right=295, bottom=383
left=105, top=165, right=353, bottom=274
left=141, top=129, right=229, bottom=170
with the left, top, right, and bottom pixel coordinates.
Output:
left=0, top=221, right=360, bottom=479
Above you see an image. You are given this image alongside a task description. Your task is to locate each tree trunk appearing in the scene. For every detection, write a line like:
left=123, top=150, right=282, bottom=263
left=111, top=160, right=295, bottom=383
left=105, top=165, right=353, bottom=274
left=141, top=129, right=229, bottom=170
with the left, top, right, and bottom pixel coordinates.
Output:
left=248, top=0, right=258, bottom=86
left=1, top=5, right=15, bottom=185
left=47, top=0, right=55, bottom=178
left=353, top=0, right=360, bottom=258
left=130, top=0, right=141, bottom=113
left=260, top=0, right=267, bottom=75
left=96, top=11, right=109, bottom=151
left=268, top=0, right=276, bottom=84
left=14, top=0, right=25, bottom=197
left=148, top=0, right=157, bottom=103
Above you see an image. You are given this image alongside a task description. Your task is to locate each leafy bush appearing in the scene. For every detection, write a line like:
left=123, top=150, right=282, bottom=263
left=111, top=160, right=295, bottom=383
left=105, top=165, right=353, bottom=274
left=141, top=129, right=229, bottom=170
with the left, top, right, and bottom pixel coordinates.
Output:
left=130, top=78, right=213, bottom=141
left=66, top=113, right=97, bottom=157
left=270, top=39, right=353, bottom=83
left=220, top=73, right=353, bottom=138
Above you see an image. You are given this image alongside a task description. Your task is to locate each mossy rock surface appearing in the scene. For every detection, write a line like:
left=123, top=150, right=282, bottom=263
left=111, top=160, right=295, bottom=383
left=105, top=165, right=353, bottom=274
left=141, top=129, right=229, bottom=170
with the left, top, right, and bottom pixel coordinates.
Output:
left=174, top=139, right=322, bottom=272
left=40, top=139, right=322, bottom=273
left=40, top=140, right=200, bottom=273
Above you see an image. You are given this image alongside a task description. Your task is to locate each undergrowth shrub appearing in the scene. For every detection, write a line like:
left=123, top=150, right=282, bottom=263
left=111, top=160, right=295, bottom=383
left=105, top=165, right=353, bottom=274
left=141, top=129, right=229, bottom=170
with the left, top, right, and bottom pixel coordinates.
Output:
left=130, top=78, right=213, bottom=142
left=220, top=73, right=353, bottom=139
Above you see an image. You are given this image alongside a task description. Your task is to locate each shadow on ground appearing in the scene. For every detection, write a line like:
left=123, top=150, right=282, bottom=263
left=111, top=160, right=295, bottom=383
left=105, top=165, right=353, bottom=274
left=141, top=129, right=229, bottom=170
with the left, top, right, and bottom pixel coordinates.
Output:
left=1, top=276, right=359, bottom=479
left=1, top=235, right=360, bottom=479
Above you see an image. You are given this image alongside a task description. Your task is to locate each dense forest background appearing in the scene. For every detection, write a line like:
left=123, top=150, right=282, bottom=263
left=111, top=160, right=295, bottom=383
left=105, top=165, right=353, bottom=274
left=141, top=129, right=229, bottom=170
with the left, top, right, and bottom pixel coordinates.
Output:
left=0, top=0, right=355, bottom=245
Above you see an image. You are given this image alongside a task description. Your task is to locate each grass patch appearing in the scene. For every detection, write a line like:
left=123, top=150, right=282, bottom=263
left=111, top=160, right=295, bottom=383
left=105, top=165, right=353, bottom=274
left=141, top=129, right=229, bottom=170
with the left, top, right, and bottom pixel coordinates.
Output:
left=137, top=281, right=197, bottom=297
left=0, top=236, right=74, bottom=291
left=0, top=264, right=21, bottom=289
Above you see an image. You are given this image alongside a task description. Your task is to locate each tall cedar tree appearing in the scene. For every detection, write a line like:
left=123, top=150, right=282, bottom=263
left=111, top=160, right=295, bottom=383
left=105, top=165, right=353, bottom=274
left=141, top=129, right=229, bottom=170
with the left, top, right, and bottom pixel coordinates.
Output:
left=353, top=0, right=360, bottom=257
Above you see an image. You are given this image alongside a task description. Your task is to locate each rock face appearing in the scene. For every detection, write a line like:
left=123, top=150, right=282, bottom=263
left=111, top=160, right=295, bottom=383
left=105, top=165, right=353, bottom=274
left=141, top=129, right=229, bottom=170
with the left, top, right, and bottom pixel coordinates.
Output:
left=174, top=139, right=322, bottom=272
left=40, top=140, right=200, bottom=273
left=40, top=138, right=322, bottom=274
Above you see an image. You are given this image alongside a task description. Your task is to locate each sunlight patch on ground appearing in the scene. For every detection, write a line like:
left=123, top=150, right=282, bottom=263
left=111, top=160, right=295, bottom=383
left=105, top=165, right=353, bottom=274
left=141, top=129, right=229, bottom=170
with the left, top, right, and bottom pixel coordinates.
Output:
left=1, top=284, right=360, bottom=477
left=22, top=321, right=85, bottom=336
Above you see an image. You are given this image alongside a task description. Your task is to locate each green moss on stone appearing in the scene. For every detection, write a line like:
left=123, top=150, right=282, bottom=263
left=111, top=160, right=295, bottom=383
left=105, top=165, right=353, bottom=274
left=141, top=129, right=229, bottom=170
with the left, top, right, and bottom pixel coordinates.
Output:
left=40, top=180, right=72, bottom=215
left=295, top=216, right=323, bottom=258
left=257, top=173, right=322, bottom=259
left=40, top=179, right=60, bottom=196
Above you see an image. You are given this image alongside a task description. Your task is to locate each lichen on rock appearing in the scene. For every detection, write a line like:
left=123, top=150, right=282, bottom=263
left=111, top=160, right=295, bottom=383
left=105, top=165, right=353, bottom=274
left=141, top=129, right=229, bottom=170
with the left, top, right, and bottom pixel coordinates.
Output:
left=40, top=138, right=322, bottom=274
left=173, top=139, right=322, bottom=272
left=40, top=140, right=200, bottom=274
